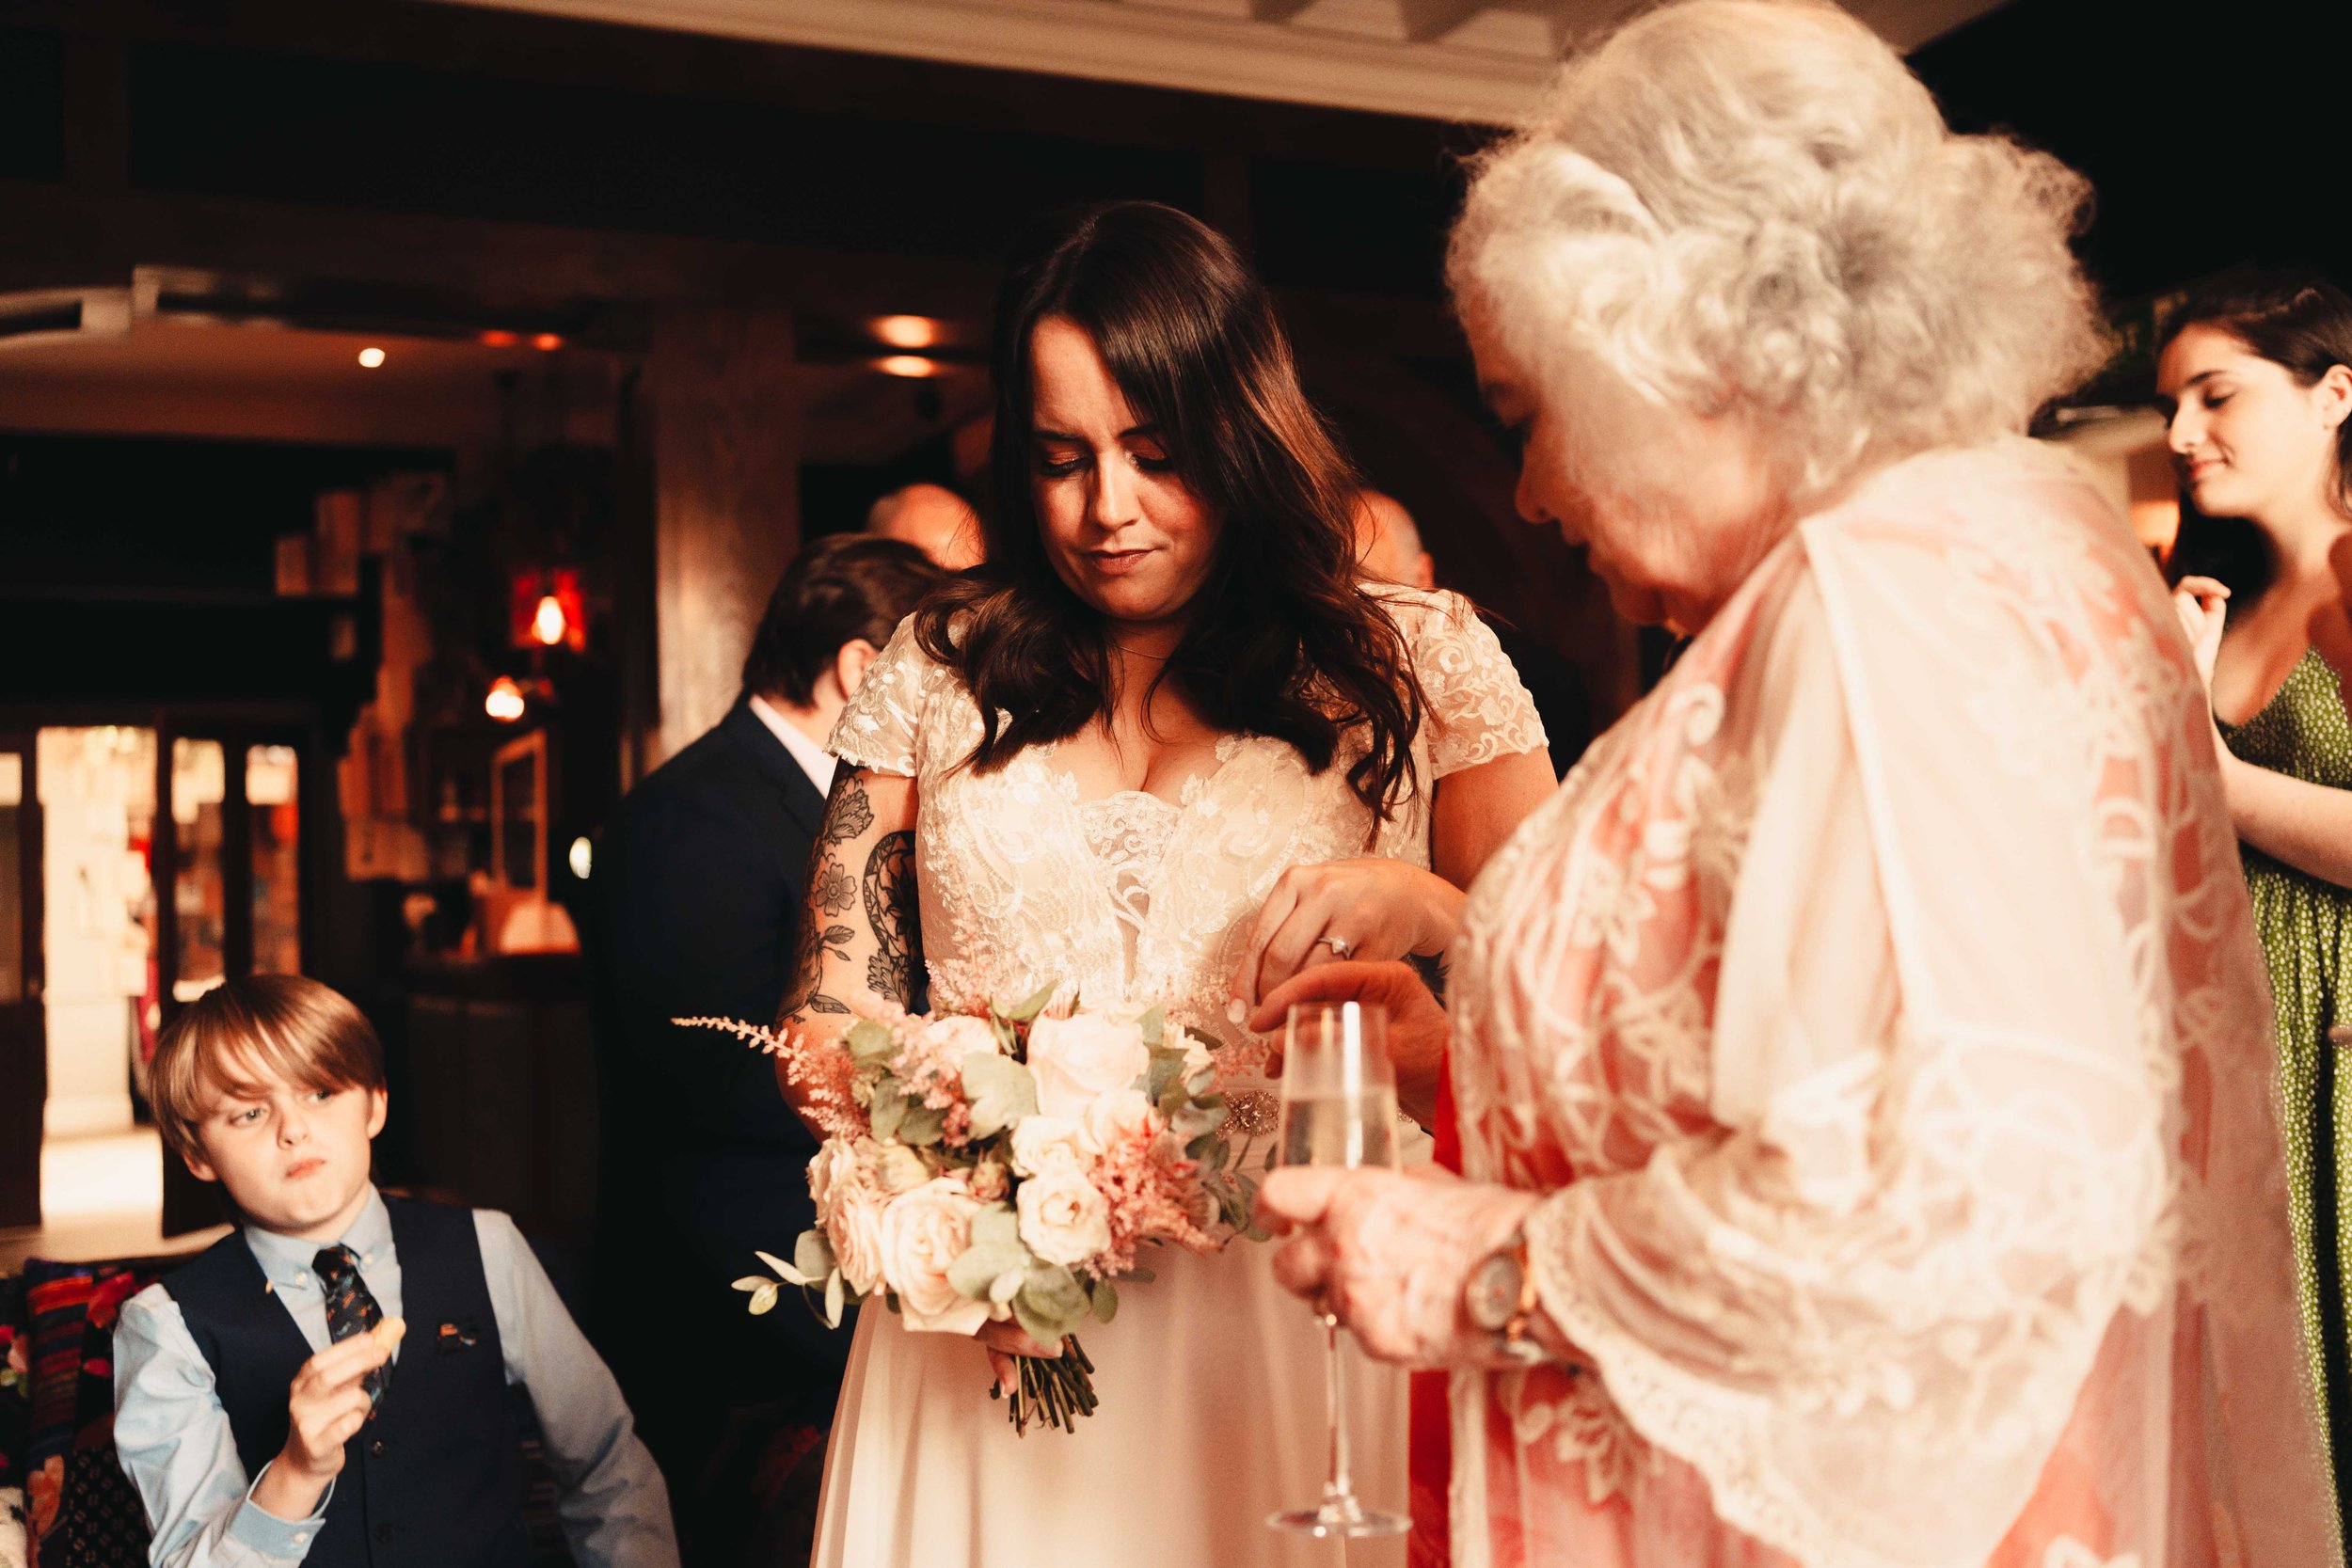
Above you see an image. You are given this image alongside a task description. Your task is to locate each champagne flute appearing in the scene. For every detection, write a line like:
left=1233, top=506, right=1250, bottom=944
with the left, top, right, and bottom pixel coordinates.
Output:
left=1268, top=999, right=1409, bottom=1540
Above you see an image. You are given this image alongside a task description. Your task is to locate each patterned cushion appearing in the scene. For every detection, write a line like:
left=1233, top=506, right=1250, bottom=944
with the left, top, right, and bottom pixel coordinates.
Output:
left=19, top=1259, right=168, bottom=1568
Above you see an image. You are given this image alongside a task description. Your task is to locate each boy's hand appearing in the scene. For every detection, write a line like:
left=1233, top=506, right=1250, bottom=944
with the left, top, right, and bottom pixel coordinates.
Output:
left=250, top=1320, right=401, bottom=1522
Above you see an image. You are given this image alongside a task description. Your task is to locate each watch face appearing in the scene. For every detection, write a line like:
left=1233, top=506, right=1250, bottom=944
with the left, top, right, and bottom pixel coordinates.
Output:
left=1466, top=1254, right=1519, bottom=1332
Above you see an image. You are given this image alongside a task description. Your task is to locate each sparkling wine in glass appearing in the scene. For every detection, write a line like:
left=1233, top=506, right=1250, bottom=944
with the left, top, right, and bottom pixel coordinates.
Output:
left=1268, top=999, right=1409, bottom=1541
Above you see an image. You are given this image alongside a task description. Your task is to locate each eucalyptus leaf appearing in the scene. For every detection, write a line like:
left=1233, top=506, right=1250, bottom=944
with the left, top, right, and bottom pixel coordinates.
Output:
left=1004, top=982, right=1059, bottom=1024
left=749, top=1283, right=780, bottom=1316
left=1136, top=1004, right=1166, bottom=1048
left=847, top=1019, right=897, bottom=1067
left=1089, top=1276, right=1120, bottom=1324
left=731, top=1275, right=774, bottom=1292
left=1144, top=1045, right=1189, bottom=1104
left=1123, top=1266, right=1156, bottom=1285
left=947, top=1239, right=1031, bottom=1300
left=1014, top=1264, right=1090, bottom=1342
left=870, top=1081, right=908, bottom=1141
left=962, top=1052, right=1040, bottom=1139
left=970, top=1203, right=1022, bottom=1250
left=792, top=1231, right=836, bottom=1283
left=824, top=1271, right=847, bottom=1327
left=898, top=1101, right=947, bottom=1147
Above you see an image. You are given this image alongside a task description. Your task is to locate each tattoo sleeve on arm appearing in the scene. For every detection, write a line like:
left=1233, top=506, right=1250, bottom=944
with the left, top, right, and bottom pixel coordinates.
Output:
left=863, top=831, right=920, bottom=1006
left=778, top=771, right=884, bottom=1029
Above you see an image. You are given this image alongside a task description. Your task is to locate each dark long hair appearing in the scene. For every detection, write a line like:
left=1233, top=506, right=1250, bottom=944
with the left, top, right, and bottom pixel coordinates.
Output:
left=2160, top=269, right=2352, bottom=598
left=914, top=201, right=1424, bottom=820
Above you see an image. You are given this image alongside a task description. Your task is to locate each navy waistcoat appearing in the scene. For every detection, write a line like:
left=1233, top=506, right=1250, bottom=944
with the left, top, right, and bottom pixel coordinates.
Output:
left=167, top=1196, right=532, bottom=1568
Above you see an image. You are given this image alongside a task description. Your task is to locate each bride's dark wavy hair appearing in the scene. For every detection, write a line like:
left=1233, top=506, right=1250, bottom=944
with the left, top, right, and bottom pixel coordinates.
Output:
left=913, top=200, right=1424, bottom=821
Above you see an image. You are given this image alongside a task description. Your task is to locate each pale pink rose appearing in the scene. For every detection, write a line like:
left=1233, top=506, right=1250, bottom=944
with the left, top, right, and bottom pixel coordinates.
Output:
left=880, top=1177, right=993, bottom=1336
left=1016, top=1161, right=1113, bottom=1267
left=1079, top=1087, right=1164, bottom=1157
left=1026, top=1012, right=1149, bottom=1119
left=1008, top=1115, right=1086, bottom=1176
left=830, top=1185, right=889, bottom=1296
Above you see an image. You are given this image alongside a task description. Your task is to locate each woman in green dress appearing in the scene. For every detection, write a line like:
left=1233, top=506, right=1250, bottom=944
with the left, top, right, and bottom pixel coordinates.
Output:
left=2164, top=272, right=2352, bottom=1535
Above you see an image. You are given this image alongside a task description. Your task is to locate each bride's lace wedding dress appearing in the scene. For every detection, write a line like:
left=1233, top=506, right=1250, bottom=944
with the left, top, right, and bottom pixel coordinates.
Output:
left=807, top=587, right=1546, bottom=1568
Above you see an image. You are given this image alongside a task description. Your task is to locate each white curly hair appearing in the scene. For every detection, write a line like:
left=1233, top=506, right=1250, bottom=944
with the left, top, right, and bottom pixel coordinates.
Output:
left=1449, top=0, right=2109, bottom=509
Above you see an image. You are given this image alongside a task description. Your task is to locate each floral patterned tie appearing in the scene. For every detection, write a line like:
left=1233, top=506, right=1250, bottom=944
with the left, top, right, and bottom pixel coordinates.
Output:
left=311, top=1243, right=389, bottom=1408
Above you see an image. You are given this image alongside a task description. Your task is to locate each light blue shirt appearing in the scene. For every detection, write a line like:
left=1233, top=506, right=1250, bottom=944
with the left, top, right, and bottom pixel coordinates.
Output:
left=111, top=1188, right=679, bottom=1568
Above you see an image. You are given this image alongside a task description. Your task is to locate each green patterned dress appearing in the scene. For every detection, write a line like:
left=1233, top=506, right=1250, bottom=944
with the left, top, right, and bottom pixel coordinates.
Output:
left=2221, top=646, right=2352, bottom=1522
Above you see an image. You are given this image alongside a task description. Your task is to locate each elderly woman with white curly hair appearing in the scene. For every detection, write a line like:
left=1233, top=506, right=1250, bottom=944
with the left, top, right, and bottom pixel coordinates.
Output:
left=1250, top=2, right=2338, bottom=1563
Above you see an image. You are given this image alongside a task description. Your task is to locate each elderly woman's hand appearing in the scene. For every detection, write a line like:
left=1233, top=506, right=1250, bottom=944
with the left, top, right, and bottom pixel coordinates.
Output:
left=1232, top=860, right=1465, bottom=1011
left=1247, top=960, right=1451, bottom=1126
left=1255, top=1164, right=1540, bottom=1370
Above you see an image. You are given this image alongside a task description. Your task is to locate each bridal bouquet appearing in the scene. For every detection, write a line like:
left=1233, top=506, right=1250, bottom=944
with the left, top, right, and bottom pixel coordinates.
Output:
left=680, top=988, right=1260, bottom=1433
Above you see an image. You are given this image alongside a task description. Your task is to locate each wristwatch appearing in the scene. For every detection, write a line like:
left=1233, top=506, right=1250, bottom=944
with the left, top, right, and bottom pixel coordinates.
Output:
left=1463, top=1227, right=1547, bottom=1366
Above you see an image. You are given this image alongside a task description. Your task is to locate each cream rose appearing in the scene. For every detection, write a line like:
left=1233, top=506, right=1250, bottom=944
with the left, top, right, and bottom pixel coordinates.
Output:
left=879, top=1177, right=993, bottom=1336
left=1079, top=1086, right=1164, bottom=1156
left=829, top=1186, right=890, bottom=1296
left=807, top=1138, right=866, bottom=1231
left=1026, top=1012, right=1149, bottom=1119
left=1015, top=1161, right=1113, bottom=1267
left=1008, top=1115, right=1086, bottom=1177
left=919, top=1014, right=1003, bottom=1065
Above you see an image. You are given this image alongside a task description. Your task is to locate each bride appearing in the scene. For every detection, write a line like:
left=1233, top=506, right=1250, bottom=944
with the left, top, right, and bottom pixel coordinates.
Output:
left=777, top=199, right=1555, bottom=1566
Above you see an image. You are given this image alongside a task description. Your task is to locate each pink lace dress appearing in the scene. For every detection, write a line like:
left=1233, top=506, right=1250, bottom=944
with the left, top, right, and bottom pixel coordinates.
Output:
left=1445, top=443, right=2336, bottom=1568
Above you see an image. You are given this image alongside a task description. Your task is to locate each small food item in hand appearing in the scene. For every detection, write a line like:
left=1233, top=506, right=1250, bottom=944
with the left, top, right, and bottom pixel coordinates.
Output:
left=369, top=1316, right=406, bottom=1352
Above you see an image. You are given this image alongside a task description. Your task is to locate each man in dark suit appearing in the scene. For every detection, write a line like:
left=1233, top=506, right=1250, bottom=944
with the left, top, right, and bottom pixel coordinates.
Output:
left=587, top=533, right=947, bottom=1564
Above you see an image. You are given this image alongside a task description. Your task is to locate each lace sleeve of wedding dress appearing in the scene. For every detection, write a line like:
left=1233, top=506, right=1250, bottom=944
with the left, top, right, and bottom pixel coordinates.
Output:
left=828, top=616, right=938, bottom=778
left=1386, top=588, right=1548, bottom=776
left=1506, top=513, right=2312, bottom=1567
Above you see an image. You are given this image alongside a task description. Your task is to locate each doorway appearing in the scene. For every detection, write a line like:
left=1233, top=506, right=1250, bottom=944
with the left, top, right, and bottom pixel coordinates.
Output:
left=0, top=717, right=312, bottom=1257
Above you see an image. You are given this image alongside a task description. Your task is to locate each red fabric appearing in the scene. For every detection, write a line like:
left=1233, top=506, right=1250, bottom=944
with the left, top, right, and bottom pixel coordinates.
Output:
left=1407, top=1065, right=1462, bottom=1568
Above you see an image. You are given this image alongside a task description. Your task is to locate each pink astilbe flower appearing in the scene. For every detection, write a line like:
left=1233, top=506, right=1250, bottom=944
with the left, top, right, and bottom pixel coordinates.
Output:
left=1087, top=1127, right=1218, bottom=1279
left=675, top=1015, right=863, bottom=1141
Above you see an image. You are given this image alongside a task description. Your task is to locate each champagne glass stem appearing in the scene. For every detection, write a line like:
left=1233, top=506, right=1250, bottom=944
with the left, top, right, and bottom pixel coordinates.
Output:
left=1322, top=1313, right=1355, bottom=1514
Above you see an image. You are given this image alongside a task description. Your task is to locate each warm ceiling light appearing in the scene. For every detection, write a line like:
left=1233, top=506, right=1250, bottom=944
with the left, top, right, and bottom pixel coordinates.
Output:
left=531, top=332, right=564, bottom=352
left=874, top=315, right=939, bottom=350
left=878, top=355, right=937, bottom=378
left=479, top=328, right=519, bottom=348
left=531, top=594, right=567, bottom=647
left=568, top=835, right=594, bottom=881
left=485, top=676, right=527, bottom=722
left=357, top=346, right=387, bottom=368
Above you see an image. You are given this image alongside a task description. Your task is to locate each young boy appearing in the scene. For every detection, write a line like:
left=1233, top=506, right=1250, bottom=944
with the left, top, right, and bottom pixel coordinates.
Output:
left=112, top=974, right=679, bottom=1568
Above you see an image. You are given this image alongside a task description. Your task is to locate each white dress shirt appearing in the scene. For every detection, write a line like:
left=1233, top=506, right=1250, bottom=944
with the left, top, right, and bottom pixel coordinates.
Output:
left=112, top=1187, right=678, bottom=1568
left=748, top=693, right=836, bottom=796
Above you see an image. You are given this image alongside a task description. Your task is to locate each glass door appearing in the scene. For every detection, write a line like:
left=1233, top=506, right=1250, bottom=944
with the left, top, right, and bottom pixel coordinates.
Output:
left=158, top=722, right=310, bottom=1235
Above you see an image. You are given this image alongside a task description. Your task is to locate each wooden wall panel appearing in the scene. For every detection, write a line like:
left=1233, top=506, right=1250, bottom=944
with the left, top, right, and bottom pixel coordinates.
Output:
left=650, top=304, right=800, bottom=763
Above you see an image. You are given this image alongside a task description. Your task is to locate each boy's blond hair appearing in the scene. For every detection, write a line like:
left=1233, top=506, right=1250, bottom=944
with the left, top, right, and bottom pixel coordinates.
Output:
left=150, top=974, right=386, bottom=1163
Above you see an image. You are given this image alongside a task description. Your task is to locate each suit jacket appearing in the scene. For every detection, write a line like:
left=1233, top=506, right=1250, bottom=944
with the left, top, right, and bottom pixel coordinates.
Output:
left=587, top=697, right=849, bottom=1421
